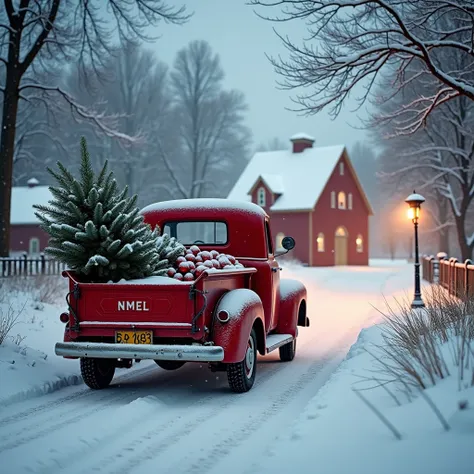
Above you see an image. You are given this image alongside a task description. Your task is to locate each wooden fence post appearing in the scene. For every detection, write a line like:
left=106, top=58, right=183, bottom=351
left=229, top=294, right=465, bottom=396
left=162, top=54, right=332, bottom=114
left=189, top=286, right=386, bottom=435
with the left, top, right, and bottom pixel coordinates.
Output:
left=465, top=259, right=472, bottom=298
left=40, top=253, right=46, bottom=275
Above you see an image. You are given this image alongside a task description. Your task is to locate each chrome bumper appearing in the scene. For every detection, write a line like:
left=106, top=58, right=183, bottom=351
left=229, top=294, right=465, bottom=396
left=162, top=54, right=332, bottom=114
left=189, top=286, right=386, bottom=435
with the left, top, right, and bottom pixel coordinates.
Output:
left=55, top=342, right=224, bottom=362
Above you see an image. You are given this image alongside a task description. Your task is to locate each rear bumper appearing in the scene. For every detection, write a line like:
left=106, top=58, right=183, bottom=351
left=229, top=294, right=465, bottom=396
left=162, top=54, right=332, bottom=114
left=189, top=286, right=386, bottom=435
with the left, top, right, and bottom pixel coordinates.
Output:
left=55, top=342, right=224, bottom=362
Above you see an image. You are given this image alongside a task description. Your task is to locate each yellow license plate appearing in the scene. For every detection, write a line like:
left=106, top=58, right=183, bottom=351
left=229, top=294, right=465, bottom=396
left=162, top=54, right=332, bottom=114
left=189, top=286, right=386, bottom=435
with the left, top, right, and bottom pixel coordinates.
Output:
left=115, top=330, right=152, bottom=344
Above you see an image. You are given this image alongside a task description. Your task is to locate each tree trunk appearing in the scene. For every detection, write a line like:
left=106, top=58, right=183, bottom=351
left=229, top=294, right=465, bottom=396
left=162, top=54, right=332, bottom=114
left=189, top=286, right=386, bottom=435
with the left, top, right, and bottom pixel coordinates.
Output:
left=454, top=213, right=473, bottom=261
left=0, top=69, right=21, bottom=257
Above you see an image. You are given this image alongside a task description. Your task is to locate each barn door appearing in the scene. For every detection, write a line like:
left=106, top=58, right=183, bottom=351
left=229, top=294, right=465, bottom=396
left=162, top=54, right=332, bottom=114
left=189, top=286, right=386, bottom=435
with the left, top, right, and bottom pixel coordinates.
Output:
left=334, top=227, right=348, bottom=265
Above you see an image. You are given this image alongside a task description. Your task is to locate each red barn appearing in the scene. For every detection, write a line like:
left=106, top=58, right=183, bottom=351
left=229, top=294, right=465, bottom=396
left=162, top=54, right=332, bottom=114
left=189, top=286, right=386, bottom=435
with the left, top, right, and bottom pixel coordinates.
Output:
left=10, top=178, right=51, bottom=255
left=227, top=134, right=373, bottom=266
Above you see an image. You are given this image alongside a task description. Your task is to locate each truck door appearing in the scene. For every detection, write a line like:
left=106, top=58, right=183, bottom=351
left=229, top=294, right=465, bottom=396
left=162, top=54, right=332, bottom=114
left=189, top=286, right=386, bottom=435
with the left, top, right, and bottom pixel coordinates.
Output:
left=265, top=220, right=280, bottom=332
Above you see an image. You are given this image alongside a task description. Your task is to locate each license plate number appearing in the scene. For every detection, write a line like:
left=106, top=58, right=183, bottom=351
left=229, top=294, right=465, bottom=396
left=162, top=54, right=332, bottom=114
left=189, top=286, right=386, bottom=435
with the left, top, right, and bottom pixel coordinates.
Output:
left=115, top=330, right=152, bottom=344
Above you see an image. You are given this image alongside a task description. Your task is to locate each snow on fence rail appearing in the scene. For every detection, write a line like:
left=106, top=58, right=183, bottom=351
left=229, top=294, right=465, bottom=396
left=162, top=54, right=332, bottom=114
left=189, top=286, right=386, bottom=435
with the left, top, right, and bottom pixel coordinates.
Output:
left=0, top=253, right=66, bottom=278
left=422, top=254, right=474, bottom=299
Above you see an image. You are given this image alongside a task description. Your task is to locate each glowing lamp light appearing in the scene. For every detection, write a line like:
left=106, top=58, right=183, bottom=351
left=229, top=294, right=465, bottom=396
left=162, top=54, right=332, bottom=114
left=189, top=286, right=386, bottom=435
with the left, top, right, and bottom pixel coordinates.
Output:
left=356, top=237, right=362, bottom=246
left=405, top=191, right=425, bottom=222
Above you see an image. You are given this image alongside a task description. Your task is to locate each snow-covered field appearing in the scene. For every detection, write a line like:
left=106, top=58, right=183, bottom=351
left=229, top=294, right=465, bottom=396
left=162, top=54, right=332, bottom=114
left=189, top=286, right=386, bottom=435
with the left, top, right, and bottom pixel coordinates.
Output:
left=1, top=260, right=471, bottom=474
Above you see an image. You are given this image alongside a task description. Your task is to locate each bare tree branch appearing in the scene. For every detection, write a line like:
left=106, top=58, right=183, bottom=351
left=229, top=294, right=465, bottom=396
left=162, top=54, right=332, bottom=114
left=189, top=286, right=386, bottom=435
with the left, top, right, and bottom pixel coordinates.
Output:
left=250, top=0, right=474, bottom=133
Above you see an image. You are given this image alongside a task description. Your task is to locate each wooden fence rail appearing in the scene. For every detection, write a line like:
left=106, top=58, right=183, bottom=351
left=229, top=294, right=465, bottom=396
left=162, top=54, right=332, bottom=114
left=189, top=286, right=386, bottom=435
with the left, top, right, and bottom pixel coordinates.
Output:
left=422, top=254, right=474, bottom=299
left=0, top=254, right=66, bottom=278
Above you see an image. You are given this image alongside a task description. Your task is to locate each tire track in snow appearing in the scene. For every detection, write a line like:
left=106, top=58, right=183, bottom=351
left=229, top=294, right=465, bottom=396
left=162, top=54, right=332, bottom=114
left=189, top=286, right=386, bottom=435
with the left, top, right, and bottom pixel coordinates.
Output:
left=0, top=363, right=154, bottom=427
left=62, top=358, right=291, bottom=474
left=87, top=327, right=332, bottom=474
left=166, top=353, right=338, bottom=474
left=171, top=270, right=402, bottom=474
left=0, top=363, right=184, bottom=453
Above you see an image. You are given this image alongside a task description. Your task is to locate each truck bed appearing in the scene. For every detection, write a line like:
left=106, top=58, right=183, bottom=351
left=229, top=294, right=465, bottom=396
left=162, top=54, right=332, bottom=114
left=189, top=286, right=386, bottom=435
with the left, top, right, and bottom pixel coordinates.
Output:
left=62, top=267, right=257, bottom=341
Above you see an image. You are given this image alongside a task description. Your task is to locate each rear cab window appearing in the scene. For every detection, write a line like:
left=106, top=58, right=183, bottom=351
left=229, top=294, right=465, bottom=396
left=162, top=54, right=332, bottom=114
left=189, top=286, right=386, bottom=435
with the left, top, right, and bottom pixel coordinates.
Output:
left=265, top=220, right=273, bottom=256
left=163, top=221, right=228, bottom=246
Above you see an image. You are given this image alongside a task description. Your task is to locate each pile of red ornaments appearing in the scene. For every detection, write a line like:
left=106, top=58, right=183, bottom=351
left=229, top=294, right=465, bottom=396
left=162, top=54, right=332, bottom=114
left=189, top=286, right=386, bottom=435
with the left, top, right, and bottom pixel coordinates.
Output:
left=167, top=245, right=244, bottom=281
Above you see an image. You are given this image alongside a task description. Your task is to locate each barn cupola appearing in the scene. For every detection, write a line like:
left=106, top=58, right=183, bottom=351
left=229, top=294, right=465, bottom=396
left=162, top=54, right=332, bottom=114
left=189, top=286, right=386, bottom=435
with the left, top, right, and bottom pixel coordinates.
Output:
left=290, top=133, right=315, bottom=153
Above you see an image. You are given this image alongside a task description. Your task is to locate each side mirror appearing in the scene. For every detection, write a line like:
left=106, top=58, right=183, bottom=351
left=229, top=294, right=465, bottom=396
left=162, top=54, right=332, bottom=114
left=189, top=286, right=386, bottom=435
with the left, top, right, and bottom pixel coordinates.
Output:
left=282, top=236, right=295, bottom=251
left=275, top=236, right=296, bottom=257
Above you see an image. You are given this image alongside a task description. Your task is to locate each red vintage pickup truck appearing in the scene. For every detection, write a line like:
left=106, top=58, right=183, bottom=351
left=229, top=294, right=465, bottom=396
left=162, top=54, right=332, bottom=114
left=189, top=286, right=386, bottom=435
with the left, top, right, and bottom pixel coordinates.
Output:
left=55, top=199, right=309, bottom=393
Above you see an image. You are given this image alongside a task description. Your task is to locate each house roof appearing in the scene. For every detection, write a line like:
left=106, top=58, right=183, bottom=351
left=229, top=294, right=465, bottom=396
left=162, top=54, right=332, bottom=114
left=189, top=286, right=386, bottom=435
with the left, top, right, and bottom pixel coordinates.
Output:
left=228, top=144, right=347, bottom=212
left=11, top=185, right=52, bottom=225
left=248, top=173, right=285, bottom=195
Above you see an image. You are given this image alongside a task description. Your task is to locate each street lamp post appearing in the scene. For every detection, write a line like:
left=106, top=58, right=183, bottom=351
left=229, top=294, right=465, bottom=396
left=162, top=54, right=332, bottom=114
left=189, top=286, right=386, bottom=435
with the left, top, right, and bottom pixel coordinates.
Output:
left=405, top=191, right=425, bottom=308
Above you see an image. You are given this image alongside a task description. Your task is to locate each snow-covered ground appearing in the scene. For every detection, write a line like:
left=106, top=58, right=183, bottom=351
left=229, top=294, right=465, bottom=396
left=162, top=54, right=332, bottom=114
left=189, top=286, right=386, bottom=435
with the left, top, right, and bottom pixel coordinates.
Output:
left=2, top=260, right=469, bottom=474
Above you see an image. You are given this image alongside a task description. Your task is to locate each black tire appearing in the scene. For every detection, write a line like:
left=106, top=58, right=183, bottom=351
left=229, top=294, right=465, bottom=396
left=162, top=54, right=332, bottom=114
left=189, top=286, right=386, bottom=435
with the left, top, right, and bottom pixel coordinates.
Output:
left=154, top=360, right=186, bottom=371
left=80, top=358, right=115, bottom=390
left=227, top=328, right=257, bottom=393
left=279, top=338, right=296, bottom=362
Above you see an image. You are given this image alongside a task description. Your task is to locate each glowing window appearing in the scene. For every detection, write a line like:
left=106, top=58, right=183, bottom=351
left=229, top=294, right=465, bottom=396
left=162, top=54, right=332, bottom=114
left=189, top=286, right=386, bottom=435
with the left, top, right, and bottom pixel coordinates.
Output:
left=317, top=233, right=325, bottom=252
left=348, top=193, right=353, bottom=210
left=338, top=192, right=346, bottom=210
left=356, top=235, right=363, bottom=253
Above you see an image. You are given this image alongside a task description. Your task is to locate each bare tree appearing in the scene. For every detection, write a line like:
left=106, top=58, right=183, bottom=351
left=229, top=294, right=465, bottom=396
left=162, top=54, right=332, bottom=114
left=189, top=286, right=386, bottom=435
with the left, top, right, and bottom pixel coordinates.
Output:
left=256, top=137, right=288, bottom=152
left=161, top=40, right=251, bottom=199
left=0, top=1, right=190, bottom=257
left=249, top=1, right=474, bottom=132
left=61, top=43, right=173, bottom=197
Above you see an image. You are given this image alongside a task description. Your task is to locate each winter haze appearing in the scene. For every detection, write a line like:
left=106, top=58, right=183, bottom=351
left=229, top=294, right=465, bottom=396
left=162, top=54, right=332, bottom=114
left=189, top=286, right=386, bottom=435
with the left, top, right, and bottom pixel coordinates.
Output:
left=151, top=0, right=367, bottom=149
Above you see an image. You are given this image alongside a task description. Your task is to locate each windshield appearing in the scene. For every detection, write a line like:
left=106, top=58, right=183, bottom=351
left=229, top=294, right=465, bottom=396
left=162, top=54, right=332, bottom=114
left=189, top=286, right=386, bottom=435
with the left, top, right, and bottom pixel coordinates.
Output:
left=163, top=221, right=228, bottom=246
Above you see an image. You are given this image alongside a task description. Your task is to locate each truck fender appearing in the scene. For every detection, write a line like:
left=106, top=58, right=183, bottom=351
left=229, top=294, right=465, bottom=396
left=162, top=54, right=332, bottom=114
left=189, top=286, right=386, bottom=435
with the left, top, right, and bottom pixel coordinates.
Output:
left=213, top=289, right=266, bottom=364
left=276, top=279, right=308, bottom=337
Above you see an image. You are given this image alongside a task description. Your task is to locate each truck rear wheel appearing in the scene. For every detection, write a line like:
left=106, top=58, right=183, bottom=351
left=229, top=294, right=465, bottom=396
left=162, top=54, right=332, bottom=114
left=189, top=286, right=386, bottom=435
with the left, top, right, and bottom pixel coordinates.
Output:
left=80, top=358, right=115, bottom=390
left=154, top=360, right=186, bottom=371
left=227, top=328, right=257, bottom=393
left=279, top=338, right=296, bottom=362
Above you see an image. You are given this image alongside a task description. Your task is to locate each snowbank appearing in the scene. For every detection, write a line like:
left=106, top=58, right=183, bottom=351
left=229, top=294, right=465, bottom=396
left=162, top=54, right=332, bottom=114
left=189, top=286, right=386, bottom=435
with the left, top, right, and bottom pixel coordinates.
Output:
left=0, top=281, right=82, bottom=406
left=261, top=324, right=474, bottom=474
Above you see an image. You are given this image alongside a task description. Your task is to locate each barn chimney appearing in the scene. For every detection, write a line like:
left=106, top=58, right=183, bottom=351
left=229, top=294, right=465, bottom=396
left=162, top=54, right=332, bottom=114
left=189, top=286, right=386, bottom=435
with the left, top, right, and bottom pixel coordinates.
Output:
left=290, top=133, right=315, bottom=153
left=27, top=178, right=39, bottom=188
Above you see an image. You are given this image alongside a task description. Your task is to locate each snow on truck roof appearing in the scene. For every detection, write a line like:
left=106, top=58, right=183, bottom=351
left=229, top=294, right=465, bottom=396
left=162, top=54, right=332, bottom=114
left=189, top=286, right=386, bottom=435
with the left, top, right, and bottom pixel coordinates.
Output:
left=227, top=144, right=346, bottom=212
left=141, top=198, right=269, bottom=218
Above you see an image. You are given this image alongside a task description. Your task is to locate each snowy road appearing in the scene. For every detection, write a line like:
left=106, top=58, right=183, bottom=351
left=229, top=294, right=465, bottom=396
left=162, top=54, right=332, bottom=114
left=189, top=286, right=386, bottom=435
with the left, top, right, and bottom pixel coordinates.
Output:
left=0, top=261, right=413, bottom=474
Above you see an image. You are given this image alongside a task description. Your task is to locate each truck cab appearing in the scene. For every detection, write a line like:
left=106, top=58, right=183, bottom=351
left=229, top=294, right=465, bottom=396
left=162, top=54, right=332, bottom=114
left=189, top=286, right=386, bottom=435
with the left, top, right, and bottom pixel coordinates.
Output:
left=55, top=199, right=309, bottom=393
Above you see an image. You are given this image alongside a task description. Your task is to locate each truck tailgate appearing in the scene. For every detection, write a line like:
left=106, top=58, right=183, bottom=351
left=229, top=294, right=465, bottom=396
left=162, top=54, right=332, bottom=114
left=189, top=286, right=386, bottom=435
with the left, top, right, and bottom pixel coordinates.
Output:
left=65, top=272, right=194, bottom=331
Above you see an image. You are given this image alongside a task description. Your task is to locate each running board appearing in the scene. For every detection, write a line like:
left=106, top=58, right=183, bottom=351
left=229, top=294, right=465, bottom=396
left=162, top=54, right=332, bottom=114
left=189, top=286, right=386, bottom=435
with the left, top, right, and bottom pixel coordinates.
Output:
left=265, top=334, right=293, bottom=354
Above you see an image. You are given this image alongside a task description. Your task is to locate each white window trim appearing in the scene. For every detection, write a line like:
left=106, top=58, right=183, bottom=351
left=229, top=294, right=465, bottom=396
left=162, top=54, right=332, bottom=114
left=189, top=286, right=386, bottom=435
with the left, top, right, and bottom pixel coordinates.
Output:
left=29, top=237, right=40, bottom=254
left=330, top=191, right=336, bottom=209
left=257, top=187, right=266, bottom=207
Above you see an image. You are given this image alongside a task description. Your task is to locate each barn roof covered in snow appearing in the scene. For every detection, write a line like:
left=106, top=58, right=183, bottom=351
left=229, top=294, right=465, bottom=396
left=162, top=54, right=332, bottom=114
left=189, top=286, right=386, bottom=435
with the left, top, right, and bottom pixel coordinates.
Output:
left=228, top=144, right=355, bottom=212
left=11, top=185, right=52, bottom=225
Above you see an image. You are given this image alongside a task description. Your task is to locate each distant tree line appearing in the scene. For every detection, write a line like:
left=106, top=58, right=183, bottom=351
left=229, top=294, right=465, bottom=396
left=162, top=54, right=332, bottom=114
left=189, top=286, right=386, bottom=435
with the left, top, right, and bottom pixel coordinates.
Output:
left=0, top=1, right=252, bottom=257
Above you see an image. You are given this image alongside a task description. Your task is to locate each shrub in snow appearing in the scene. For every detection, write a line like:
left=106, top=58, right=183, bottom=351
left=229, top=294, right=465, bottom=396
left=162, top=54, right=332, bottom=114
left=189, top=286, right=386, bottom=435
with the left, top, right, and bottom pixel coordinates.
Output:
left=0, top=290, right=25, bottom=345
left=34, top=137, right=182, bottom=282
left=373, top=286, right=474, bottom=395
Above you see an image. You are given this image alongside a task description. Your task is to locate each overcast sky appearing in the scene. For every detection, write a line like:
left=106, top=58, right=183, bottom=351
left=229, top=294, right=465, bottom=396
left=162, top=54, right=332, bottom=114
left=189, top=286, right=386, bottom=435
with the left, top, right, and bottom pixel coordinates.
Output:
left=151, top=0, right=368, bottom=151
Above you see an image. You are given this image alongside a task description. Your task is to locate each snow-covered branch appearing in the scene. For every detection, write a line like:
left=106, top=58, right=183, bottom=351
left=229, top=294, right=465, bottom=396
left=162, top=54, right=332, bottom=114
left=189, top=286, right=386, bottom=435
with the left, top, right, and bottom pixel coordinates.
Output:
left=250, top=0, right=474, bottom=133
left=19, top=83, right=142, bottom=144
